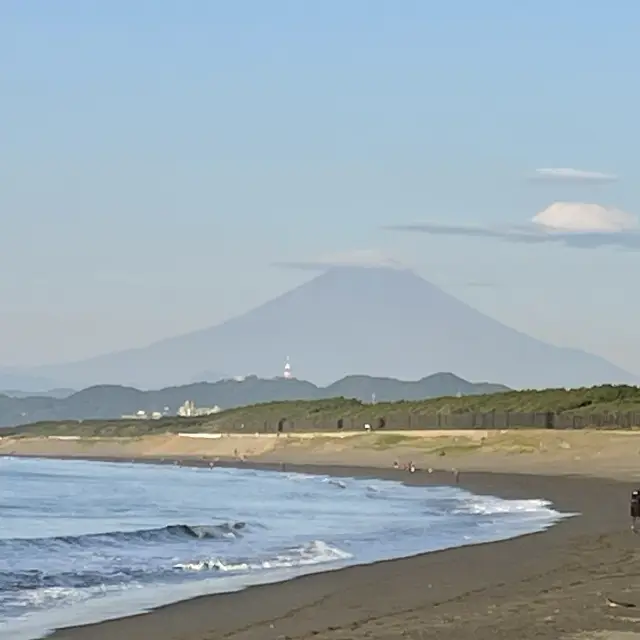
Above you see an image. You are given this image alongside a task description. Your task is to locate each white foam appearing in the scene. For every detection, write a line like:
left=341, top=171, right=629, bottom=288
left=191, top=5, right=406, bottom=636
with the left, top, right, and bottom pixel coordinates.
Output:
left=322, top=478, right=347, bottom=489
left=0, top=460, right=571, bottom=640
left=283, top=473, right=314, bottom=481
left=455, top=495, right=557, bottom=516
left=175, top=540, right=352, bottom=573
left=22, top=586, right=88, bottom=608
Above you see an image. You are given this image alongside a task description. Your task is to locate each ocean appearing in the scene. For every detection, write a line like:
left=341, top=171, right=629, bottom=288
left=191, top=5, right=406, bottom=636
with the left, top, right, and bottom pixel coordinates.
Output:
left=0, top=457, right=569, bottom=639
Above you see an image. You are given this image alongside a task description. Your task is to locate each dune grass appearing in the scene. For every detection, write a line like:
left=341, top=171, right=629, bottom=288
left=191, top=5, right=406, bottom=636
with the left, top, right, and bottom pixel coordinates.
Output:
left=2, top=384, right=640, bottom=439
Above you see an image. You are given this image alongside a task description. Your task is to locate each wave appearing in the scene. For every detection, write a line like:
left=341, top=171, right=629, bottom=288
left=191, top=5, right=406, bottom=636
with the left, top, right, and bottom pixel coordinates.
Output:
left=0, top=521, right=250, bottom=550
left=0, top=540, right=351, bottom=601
left=175, top=540, right=352, bottom=573
left=0, top=567, right=150, bottom=594
left=322, top=478, right=347, bottom=489
left=452, top=497, right=556, bottom=516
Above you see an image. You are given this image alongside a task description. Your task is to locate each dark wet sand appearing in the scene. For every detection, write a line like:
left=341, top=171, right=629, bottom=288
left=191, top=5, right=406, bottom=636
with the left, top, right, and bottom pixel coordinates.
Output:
left=38, top=459, right=640, bottom=640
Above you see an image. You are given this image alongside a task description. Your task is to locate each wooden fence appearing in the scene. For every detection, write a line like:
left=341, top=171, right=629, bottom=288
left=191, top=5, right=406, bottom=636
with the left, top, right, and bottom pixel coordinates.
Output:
left=203, top=411, right=640, bottom=434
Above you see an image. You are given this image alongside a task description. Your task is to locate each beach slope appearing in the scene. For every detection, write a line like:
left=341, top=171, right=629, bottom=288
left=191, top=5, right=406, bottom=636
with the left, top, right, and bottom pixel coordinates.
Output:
left=4, top=429, right=640, bottom=640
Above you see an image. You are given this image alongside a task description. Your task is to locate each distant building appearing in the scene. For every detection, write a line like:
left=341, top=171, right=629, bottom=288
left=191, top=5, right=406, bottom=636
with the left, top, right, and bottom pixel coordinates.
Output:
left=177, top=400, right=221, bottom=417
left=283, top=356, right=293, bottom=379
left=120, top=409, right=163, bottom=420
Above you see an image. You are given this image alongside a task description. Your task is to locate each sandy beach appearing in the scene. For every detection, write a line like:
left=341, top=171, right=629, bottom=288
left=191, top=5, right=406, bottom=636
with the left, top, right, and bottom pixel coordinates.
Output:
left=4, top=429, right=640, bottom=640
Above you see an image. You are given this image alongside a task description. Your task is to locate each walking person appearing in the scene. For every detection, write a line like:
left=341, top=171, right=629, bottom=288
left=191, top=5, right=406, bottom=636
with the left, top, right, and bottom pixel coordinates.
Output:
left=630, top=490, right=640, bottom=532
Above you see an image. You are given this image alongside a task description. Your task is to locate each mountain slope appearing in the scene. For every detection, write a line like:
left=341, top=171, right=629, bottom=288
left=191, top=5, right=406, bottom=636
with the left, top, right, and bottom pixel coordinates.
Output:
left=324, top=373, right=506, bottom=402
left=27, top=266, right=636, bottom=389
left=0, top=369, right=59, bottom=393
left=0, top=373, right=508, bottom=428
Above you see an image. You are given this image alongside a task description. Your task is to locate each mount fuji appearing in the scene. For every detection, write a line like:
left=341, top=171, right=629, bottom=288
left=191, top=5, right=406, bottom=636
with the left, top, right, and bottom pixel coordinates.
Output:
left=18, top=266, right=637, bottom=390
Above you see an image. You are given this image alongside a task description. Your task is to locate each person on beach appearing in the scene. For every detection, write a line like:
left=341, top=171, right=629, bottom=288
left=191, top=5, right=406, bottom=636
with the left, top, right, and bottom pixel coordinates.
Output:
left=631, top=490, right=640, bottom=532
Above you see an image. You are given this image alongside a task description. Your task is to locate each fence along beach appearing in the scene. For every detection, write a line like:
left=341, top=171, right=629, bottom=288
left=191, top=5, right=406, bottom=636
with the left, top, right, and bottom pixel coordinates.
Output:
left=226, top=409, right=640, bottom=431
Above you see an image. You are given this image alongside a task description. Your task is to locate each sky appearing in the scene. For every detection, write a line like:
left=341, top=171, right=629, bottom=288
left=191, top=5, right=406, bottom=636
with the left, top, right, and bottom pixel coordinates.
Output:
left=2, top=0, right=640, bottom=376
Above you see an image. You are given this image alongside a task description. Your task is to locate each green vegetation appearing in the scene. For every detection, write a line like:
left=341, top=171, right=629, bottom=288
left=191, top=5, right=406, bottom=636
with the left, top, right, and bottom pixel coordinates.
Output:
left=2, top=384, right=640, bottom=439
left=0, top=372, right=509, bottom=428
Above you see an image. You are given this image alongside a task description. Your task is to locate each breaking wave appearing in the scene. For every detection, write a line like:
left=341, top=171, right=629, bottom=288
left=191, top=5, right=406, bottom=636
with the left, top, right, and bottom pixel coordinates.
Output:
left=452, top=497, right=556, bottom=516
left=0, top=522, right=250, bottom=550
left=175, top=540, right=352, bottom=573
left=0, top=567, right=150, bottom=593
left=0, top=457, right=570, bottom=640
left=0, top=540, right=351, bottom=600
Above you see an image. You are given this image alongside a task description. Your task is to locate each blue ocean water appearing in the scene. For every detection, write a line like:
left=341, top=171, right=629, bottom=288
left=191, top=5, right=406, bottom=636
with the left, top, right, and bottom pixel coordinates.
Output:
left=0, top=457, right=568, bottom=639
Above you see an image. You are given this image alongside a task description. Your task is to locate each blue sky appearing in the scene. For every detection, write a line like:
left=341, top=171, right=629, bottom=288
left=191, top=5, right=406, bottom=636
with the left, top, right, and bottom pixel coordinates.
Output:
left=2, top=1, right=639, bottom=375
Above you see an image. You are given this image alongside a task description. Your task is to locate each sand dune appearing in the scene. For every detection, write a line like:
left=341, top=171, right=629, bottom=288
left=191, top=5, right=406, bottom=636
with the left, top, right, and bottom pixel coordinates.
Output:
left=3, top=428, right=640, bottom=480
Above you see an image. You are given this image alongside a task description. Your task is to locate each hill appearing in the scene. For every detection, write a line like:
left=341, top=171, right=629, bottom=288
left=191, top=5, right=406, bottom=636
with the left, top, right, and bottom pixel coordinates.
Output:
left=19, top=266, right=637, bottom=389
left=4, top=384, right=640, bottom=439
left=0, top=388, right=76, bottom=399
left=0, top=372, right=507, bottom=428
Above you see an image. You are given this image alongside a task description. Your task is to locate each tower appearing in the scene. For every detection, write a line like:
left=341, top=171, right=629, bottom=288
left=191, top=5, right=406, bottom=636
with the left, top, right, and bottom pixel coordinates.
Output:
left=283, top=356, right=293, bottom=379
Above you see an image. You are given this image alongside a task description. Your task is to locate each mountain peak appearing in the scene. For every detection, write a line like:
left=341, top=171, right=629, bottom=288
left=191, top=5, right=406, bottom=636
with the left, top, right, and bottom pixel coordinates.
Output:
left=27, top=269, right=637, bottom=389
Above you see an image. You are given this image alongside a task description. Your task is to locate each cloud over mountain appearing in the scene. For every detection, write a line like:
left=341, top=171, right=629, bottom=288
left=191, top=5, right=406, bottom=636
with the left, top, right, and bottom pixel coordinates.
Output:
left=273, top=249, right=406, bottom=271
left=529, top=168, right=618, bottom=183
left=385, top=202, right=640, bottom=250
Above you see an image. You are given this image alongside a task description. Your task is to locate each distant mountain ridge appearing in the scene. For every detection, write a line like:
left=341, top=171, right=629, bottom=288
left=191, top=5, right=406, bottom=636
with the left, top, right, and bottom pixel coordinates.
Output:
left=0, top=372, right=508, bottom=428
left=0, top=370, right=61, bottom=393
left=8, top=266, right=638, bottom=389
left=0, top=388, right=76, bottom=399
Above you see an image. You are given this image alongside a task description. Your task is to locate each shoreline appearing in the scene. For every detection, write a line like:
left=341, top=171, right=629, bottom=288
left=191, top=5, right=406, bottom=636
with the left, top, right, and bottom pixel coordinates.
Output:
left=6, top=453, right=640, bottom=639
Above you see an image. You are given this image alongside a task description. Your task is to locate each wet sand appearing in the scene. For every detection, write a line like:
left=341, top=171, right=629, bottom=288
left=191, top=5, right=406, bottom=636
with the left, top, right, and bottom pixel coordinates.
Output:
left=5, top=433, right=640, bottom=640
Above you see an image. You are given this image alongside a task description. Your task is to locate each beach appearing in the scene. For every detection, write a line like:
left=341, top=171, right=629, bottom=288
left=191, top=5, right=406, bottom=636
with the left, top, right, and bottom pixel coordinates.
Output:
left=3, top=430, right=640, bottom=640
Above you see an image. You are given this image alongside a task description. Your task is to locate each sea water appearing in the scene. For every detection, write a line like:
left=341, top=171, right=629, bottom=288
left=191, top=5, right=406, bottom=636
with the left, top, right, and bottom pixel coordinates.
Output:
left=0, top=456, right=569, bottom=639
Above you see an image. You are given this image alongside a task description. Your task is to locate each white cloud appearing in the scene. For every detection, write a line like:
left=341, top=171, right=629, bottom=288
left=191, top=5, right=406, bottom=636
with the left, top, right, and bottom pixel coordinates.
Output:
left=385, top=202, right=640, bottom=249
left=532, top=202, right=639, bottom=233
left=531, top=168, right=618, bottom=183
left=273, top=249, right=406, bottom=271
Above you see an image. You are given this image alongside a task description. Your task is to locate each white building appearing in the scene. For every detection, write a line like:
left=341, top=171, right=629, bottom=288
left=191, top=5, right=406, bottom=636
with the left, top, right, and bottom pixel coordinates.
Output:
left=177, top=400, right=221, bottom=417
left=120, top=410, right=163, bottom=420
